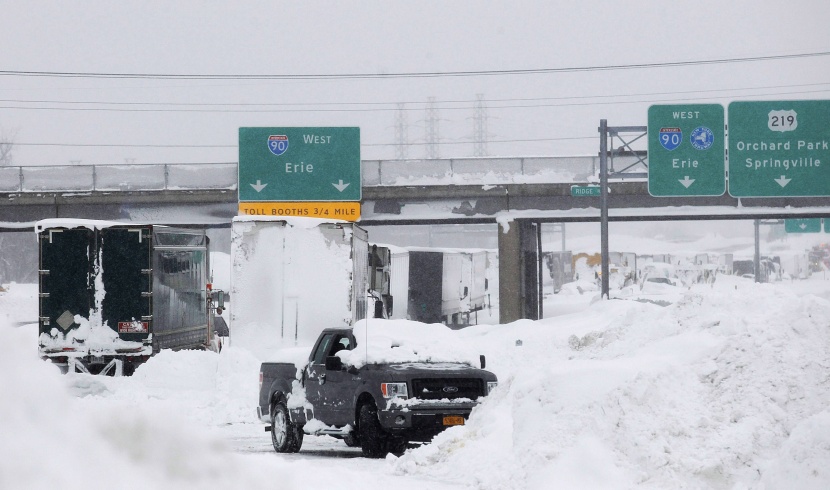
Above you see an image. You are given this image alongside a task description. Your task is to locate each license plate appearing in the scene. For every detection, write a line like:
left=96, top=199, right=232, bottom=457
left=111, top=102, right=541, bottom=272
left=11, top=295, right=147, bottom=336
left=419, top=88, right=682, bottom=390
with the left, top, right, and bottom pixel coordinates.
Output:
left=443, top=416, right=465, bottom=426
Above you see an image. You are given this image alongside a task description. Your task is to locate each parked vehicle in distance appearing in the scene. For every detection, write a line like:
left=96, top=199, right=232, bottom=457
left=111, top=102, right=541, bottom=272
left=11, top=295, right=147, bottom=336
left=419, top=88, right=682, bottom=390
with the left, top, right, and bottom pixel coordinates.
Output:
left=37, top=219, right=223, bottom=375
left=258, top=327, right=497, bottom=458
left=389, top=248, right=491, bottom=325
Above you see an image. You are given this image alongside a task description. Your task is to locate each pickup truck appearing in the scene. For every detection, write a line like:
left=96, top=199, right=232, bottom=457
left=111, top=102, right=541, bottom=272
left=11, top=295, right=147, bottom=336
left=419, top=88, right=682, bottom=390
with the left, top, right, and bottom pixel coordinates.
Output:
left=257, top=327, right=497, bottom=458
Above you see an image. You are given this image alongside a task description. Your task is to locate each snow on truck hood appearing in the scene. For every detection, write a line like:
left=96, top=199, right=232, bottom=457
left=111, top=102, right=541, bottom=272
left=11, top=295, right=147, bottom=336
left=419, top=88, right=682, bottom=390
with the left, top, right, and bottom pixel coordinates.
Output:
left=339, top=319, right=483, bottom=369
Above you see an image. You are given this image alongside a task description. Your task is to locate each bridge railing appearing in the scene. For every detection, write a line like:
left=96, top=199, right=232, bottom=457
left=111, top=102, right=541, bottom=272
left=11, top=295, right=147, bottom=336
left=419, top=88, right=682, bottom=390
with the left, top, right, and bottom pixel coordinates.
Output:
left=0, top=156, right=643, bottom=193
left=0, top=163, right=238, bottom=193
left=362, top=156, right=602, bottom=186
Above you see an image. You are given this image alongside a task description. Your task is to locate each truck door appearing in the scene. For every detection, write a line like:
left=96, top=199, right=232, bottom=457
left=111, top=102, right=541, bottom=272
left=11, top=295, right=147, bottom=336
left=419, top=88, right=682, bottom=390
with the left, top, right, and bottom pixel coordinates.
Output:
left=99, top=227, right=152, bottom=344
left=305, top=333, right=335, bottom=422
left=39, top=227, right=94, bottom=339
left=305, top=333, right=355, bottom=426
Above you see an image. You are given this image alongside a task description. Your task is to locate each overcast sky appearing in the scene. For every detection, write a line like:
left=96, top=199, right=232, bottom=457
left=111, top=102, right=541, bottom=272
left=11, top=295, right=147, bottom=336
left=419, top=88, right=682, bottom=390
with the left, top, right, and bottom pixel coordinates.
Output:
left=1, top=1, right=829, bottom=166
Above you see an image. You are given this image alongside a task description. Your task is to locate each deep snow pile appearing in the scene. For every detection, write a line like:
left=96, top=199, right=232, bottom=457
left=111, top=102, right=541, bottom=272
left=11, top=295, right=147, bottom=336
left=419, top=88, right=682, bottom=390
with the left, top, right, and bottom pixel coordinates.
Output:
left=0, top=285, right=458, bottom=490
left=392, top=275, right=830, bottom=489
left=2, top=274, right=829, bottom=489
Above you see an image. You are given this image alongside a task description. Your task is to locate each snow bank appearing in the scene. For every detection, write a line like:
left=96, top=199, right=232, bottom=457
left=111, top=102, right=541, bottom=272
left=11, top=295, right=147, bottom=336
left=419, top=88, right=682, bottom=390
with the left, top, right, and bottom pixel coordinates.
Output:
left=2, top=325, right=231, bottom=488
left=392, top=275, right=830, bottom=489
left=1, top=311, right=459, bottom=490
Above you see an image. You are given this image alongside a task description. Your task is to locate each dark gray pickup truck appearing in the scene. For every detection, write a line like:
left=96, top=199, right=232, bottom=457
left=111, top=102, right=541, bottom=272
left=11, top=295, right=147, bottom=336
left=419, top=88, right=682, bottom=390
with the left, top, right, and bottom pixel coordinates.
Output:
left=257, top=327, right=497, bottom=458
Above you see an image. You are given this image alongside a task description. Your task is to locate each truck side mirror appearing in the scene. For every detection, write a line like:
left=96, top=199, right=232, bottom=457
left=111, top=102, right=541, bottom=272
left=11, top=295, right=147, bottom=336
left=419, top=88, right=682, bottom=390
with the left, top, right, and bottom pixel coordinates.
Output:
left=480, top=355, right=486, bottom=369
left=325, top=356, right=343, bottom=371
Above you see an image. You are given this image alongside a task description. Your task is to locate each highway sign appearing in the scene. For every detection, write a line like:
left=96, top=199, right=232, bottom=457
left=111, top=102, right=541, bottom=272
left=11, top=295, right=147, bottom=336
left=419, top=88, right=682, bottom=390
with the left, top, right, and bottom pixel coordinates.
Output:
left=784, top=218, right=821, bottom=233
left=648, top=104, right=725, bottom=197
left=571, top=185, right=601, bottom=197
left=728, top=100, right=830, bottom=197
left=238, top=127, right=361, bottom=202
left=238, top=202, right=360, bottom=221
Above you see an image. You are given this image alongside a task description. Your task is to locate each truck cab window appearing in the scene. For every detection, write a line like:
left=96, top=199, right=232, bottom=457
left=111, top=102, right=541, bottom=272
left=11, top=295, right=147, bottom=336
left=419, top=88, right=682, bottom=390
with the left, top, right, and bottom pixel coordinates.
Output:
left=329, top=335, right=352, bottom=356
left=312, top=334, right=334, bottom=365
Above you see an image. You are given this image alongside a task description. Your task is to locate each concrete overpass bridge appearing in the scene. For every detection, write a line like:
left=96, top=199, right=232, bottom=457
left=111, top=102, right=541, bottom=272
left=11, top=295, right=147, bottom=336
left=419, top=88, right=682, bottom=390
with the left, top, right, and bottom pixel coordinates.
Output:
left=2, top=156, right=829, bottom=226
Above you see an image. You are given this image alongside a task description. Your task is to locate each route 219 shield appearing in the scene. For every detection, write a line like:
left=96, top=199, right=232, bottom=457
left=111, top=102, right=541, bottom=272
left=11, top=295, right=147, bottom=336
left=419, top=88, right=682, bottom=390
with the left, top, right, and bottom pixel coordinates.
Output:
left=268, top=135, right=289, bottom=156
left=658, top=127, right=682, bottom=151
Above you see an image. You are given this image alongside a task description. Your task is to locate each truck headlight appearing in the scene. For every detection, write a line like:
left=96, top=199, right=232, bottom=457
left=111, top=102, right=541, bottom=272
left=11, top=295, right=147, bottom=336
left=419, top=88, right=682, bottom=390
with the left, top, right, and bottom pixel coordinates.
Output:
left=487, top=381, right=498, bottom=395
left=381, top=382, right=408, bottom=399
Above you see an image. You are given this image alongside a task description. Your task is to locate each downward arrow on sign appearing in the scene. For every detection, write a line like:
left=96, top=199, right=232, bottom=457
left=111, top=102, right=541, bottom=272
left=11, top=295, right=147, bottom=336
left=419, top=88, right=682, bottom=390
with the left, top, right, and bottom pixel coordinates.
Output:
left=774, top=175, right=791, bottom=188
left=332, top=180, right=350, bottom=192
left=679, top=176, right=695, bottom=188
left=250, top=180, right=267, bottom=192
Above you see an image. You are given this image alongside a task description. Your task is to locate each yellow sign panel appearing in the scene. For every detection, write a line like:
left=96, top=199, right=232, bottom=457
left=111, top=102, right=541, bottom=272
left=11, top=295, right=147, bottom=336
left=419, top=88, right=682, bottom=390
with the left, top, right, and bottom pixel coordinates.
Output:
left=238, top=202, right=361, bottom=222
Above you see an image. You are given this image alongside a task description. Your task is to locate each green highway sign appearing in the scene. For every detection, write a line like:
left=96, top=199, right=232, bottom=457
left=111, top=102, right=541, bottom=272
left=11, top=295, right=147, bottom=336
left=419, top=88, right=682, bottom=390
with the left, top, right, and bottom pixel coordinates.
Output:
left=648, top=104, right=725, bottom=197
left=785, top=218, right=821, bottom=233
left=728, top=100, right=830, bottom=197
left=571, top=185, right=601, bottom=197
left=238, top=127, right=361, bottom=202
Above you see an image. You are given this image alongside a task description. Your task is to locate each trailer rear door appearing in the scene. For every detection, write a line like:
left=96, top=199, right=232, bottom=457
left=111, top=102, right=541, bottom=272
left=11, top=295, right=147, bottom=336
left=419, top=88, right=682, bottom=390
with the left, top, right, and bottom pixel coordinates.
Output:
left=100, top=227, right=152, bottom=342
left=39, top=227, right=94, bottom=337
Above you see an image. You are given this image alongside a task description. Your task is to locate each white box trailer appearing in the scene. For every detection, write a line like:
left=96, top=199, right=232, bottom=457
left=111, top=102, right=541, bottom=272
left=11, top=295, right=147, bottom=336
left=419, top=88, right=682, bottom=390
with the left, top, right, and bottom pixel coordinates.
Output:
left=441, top=251, right=466, bottom=322
left=386, top=247, right=491, bottom=325
left=468, top=251, right=488, bottom=312
left=388, top=248, right=410, bottom=320
left=230, top=218, right=368, bottom=360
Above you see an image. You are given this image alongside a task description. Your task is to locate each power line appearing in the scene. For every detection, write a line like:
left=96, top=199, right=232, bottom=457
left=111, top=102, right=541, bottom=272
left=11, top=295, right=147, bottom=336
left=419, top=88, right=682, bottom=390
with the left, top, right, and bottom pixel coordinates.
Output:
left=1, top=81, right=829, bottom=108
left=2, top=87, right=829, bottom=114
left=0, top=51, right=827, bottom=80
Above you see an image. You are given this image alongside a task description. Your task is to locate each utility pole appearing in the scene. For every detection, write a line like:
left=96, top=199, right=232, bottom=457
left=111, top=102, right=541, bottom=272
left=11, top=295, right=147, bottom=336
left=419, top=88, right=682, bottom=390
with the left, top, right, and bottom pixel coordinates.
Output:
left=599, top=119, right=609, bottom=299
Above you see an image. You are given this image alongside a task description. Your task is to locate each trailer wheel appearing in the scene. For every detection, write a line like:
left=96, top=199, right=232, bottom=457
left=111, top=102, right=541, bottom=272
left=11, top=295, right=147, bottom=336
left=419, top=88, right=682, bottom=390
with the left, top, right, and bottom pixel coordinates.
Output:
left=359, top=403, right=388, bottom=458
left=271, top=401, right=302, bottom=453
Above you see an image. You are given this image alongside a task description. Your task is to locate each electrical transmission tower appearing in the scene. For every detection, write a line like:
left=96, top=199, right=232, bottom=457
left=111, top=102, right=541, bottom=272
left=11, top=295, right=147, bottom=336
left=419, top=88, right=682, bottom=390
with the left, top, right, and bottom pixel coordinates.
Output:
left=472, top=93, right=489, bottom=157
left=425, top=96, right=440, bottom=159
left=394, top=103, right=409, bottom=160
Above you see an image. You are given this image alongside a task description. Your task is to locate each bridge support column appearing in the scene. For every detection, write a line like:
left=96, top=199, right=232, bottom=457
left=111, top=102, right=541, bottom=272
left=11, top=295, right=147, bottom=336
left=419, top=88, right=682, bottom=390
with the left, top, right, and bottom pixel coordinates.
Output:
left=498, top=220, right=521, bottom=324
left=498, top=219, right=540, bottom=324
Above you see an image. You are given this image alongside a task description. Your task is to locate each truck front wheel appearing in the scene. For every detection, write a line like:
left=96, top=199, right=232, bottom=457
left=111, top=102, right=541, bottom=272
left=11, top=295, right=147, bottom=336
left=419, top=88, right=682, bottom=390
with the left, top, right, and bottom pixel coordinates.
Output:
left=359, top=403, right=389, bottom=458
left=271, top=401, right=303, bottom=453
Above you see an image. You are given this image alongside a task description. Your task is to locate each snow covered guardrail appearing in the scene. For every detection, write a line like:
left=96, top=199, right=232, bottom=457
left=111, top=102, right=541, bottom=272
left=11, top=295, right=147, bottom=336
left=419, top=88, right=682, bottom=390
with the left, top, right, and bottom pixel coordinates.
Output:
left=0, top=163, right=238, bottom=193
left=1, top=155, right=630, bottom=194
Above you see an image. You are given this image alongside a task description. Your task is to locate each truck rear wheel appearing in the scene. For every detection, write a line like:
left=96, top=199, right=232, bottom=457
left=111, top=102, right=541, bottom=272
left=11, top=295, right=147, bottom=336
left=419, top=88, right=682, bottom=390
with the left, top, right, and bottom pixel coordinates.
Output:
left=359, top=403, right=388, bottom=458
left=271, top=401, right=303, bottom=453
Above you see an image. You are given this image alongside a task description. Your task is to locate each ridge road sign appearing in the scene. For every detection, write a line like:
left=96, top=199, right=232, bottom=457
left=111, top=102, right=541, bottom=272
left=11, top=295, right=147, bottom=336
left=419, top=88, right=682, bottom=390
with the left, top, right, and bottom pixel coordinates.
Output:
left=728, top=100, right=830, bottom=197
left=648, top=104, right=725, bottom=197
left=571, top=185, right=601, bottom=197
left=784, top=218, right=821, bottom=233
left=238, top=127, right=361, bottom=202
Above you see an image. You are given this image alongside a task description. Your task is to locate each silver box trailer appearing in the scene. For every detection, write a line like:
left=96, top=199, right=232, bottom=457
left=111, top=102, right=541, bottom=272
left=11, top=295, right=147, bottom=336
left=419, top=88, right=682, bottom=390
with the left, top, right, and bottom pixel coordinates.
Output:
left=230, top=218, right=368, bottom=359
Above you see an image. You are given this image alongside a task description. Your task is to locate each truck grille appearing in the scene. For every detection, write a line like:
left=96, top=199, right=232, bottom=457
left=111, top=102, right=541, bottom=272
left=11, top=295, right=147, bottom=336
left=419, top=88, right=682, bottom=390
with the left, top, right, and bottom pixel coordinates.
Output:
left=411, top=378, right=484, bottom=400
